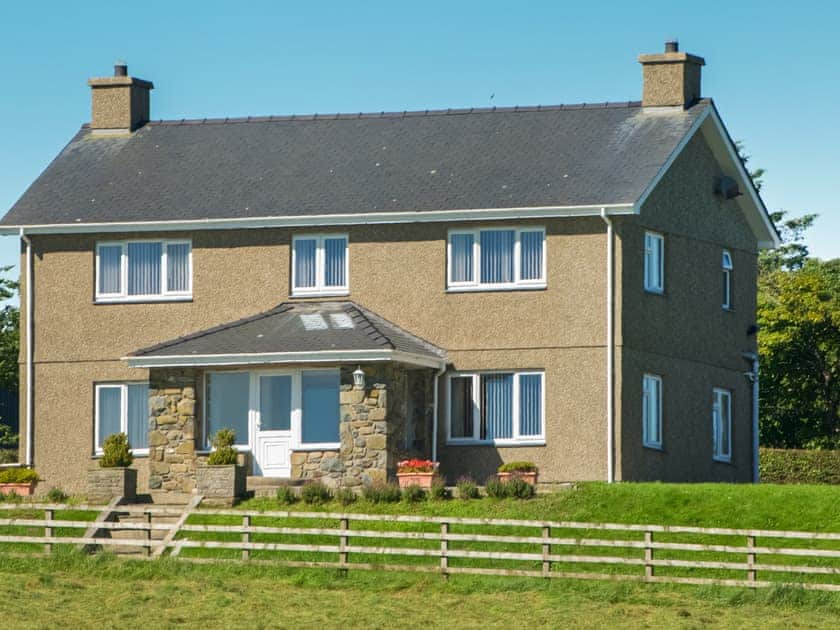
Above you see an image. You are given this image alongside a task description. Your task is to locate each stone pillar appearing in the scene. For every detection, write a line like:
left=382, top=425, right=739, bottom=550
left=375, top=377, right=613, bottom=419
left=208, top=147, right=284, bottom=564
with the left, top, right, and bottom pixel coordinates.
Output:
left=147, top=368, right=199, bottom=495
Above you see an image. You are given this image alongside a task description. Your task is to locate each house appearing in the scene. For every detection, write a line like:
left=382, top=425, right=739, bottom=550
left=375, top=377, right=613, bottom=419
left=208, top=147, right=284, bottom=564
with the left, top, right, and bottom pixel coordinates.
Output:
left=0, top=42, right=778, bottom=497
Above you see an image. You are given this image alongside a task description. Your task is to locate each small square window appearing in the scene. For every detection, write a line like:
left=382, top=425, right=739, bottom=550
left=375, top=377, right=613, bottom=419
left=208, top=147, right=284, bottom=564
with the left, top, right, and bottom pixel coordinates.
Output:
left=292, top=235, right=349, bottom=296
left=642, top=374, right=662, bottom=449
left=644, top=232, right=664, bottom=293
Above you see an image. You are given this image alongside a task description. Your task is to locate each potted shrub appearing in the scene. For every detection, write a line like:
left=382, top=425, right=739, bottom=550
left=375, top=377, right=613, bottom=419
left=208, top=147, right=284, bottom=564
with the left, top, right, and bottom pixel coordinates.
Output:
left=0, top=468, right=40, bottom=496
left=197, top=428, right=246, bottom=506
left=88, top=433, right=137, bottom=503
left=396, top=459, right=439, bottom=489
left=497, top=461, right=538, bottom=485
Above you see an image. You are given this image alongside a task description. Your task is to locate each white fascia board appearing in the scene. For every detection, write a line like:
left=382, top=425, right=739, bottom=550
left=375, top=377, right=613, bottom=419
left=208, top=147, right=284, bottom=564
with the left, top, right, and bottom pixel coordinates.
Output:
left=0, top=203, right=635, bottom=236
left=123, top=349, right=447, bottom=370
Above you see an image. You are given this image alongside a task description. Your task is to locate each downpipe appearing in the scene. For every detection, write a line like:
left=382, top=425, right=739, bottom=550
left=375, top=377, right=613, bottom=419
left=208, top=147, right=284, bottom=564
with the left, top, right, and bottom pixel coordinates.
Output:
left=600, top=209, right=615, bottom=483
left=743, top=352, right=760, bottom=483
left=431, top=363, right=446, bottom=464
left=20, top=228, right=33, bottom=467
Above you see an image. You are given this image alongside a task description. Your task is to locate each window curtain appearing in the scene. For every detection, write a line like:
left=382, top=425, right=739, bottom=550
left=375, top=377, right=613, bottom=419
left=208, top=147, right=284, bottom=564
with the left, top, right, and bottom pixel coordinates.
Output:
left=127, top=242, right=162, bottom=296
left=480, top=230, right=515, bottom=284
left=450, top=234, right=474, bottom=282
left=449, top=377, right=474, bottom=438
left=294, top=239, right=318, bottom=288
left=301, top=371, right=340, bottom=443
left=481, top=373, right=513, bottom=440
left=127, top=384, right=149, bottom=449
left=519, top=374, right=542, bottom=436
left=97, top=387, right=122, bottom=449
left=166, top=243, right=190, bottom=293
left=259, top=375, right=292, bottom=431
left=206, top=373, right=250, bottom=446
left=98, top=245, right=123, bottom=294
left=324, top=237, right=346, bottom=287
left=519, top=231, right=543, bottom=281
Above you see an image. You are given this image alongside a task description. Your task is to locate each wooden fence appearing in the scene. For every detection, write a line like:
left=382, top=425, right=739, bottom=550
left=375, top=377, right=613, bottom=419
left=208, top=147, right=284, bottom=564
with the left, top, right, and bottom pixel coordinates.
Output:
left=2, top=503, right=840, bottom=591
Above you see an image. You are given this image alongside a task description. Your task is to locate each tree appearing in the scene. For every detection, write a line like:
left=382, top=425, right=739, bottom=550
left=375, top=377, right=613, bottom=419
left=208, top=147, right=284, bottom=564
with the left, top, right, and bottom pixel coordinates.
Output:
left=0, top=266, right=18, bottom=391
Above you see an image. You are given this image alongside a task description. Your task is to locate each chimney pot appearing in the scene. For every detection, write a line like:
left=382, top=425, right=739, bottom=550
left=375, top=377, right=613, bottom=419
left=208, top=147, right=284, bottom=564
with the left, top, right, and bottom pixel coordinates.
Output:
left=114, top=62, right=128, bottom=77
left=664, top=40, right=679, bottom=53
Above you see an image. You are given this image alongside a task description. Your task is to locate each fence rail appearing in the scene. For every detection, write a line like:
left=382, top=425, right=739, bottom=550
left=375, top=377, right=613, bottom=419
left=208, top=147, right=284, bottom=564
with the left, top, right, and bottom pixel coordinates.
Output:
left=2, top=503, right=840, bottom=591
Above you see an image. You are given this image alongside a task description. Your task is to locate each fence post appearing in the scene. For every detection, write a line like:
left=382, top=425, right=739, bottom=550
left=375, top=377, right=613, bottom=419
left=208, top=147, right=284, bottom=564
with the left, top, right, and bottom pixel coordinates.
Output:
left=542, top=525, right=551, bottom=578
left=440, top=522, right=449, bottom=581
left=242, top=515, right=251, bottom=562
left=145, top=511, right=152, bottom=558
left=747, top=535, right=756, bottom=585
left=339, top=517, right=349, bottom=576
left=644, top=530, right=654, bottom=580
left=44, top=508, right=53, bottom=555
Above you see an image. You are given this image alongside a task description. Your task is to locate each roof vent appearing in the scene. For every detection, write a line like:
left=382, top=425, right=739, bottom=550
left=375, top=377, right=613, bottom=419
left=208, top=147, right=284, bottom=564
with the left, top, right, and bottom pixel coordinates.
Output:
left=715, top=176, right=742, bottom=200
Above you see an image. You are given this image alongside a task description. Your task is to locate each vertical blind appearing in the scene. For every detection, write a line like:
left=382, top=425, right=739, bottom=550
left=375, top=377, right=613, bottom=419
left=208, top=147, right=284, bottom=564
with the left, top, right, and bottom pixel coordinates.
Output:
left=127, top=242, right=162, bottom=296
left=166, top=243, right=191, bottom=293
left=206, top=372, right=250, bottom=446
left=449, top=377, right=474, bottom=438
left=127, top=384, right=149, bottom=449
left=98, top=245, right=123, bottom=294
left=294, top=239, right=318, bottom=288
left=301, top=371, right=340, bottom=443
left=481, top=373, right=513, bottom=440
left=450, top=233, right=474, bottom=282
left=520, top=231, right=543, bottom=281
left=480, top=230, right=515, bottom=284
left=97, top=387, right=122, bottom=450
left=324, top=237, right=346, bottom=287
left=519, top=374, right=542, bottom=436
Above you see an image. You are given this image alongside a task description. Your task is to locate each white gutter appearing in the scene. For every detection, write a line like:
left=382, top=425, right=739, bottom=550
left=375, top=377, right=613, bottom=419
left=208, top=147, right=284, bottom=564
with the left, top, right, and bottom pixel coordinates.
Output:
left=600, top=208, right=615, bottom=483
left=743, top=351, right=760, bottom=483
left=20, top=229, right=33, bottom=467
left=431, top=364, right=447, bottom=464
left=0, top=203, right=636, bottom=236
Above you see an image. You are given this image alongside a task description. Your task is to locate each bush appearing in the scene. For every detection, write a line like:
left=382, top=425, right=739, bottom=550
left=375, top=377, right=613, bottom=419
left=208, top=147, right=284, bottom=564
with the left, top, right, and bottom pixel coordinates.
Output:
left=207, top=429, right=238, bottom=466
left=335, top=487, right=357, bottom=506
left=429, top=479, right=450, bottom=500
left=0, top=468, right=40, bottom=483
left=276, top=485, right=297, bottom=505
left=300, top=481, right=332, bottom=505
left=0, top=490, right=21, bottom=503
left=760, top=448, right=840, bottom=485
left=402, top=484, right=426, bottom=503
left=362, top=482, right=402, bottom=504
left=484, top=478, right=508, bottom=499
left=456, top=476, right=480, bottom=500
left=506, top=477, right=535, bottom=499
left=498, top=461, right=537, bottom=473
left=99, top=433, right=133, bottom=468
left=46, top=487, right=68, bottom=503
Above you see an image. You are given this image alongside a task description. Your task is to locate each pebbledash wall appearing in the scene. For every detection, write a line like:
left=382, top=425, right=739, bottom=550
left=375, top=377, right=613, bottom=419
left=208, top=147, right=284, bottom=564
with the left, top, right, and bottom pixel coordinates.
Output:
left=144, top=364, right=434, bottom=496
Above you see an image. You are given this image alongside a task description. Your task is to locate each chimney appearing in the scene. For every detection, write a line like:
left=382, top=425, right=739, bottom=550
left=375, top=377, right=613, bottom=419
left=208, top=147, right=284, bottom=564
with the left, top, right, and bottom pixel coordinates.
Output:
left=87, top=62, right=154, bottom=132
left=638, top=41, right=705, bottom=108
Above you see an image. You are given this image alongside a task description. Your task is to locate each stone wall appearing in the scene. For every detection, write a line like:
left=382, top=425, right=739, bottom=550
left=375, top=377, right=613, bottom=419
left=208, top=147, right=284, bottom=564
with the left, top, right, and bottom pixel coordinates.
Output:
left=147, top=368, right=199, bottom=495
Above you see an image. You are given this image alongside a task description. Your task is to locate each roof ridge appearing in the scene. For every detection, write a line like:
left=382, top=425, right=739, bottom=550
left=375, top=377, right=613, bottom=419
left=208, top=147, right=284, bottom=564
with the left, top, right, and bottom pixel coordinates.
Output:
left=131, top=303, right=293, bottom=356
left=85, top=100, right=650, bottom=129
left=348, top=302, right=447, bottom=359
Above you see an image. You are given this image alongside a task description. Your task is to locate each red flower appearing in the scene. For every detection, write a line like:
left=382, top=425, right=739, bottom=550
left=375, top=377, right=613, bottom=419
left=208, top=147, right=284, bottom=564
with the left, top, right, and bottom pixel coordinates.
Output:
left=397, top=459, right=439, bottom=473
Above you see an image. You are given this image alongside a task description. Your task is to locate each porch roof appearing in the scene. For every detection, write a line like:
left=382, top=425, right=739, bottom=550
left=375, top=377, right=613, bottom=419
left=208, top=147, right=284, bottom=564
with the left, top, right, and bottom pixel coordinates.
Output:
left=124, top=301, right=448, bottom=369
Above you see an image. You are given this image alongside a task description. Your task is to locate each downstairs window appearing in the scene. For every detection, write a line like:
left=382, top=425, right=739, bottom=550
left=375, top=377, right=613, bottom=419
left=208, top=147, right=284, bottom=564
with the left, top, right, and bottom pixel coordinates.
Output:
left=95, top=383, right=149, bottom=454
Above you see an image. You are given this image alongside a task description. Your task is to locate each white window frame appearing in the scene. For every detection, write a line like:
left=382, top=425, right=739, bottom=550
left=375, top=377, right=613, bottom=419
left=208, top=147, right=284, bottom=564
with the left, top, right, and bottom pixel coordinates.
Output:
left=446, top=226, right=547, bottom=292
left=445, top=371, right=545, bottom=446
left=642, top=373, right=663, bottom=450
left=291, top=234, right=350, bottom=297
left=95, top=239, right=193, bottom=303
left=202, top=367, right=342, bottom=453
left=643, top=231, right=664, bottom=294
left=712, top=388, right=732, bottom=462
left=94, top=382, right=150, bottom=456
left=722, top=250, right=733, bottom=310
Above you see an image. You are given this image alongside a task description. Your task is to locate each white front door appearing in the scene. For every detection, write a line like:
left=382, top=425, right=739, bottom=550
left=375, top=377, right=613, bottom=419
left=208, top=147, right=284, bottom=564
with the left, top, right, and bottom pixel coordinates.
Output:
left=253, top=373, right=295, bottom=477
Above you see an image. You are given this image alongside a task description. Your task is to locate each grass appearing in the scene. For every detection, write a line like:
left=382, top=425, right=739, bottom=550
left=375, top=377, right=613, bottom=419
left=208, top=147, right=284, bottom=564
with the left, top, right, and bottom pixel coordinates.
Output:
left=0, top=550, right=838, bottom=628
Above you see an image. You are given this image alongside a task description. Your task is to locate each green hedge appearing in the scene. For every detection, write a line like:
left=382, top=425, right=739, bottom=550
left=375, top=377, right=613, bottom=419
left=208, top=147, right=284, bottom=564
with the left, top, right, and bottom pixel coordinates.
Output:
left=759, top=448, right=840, bottom=485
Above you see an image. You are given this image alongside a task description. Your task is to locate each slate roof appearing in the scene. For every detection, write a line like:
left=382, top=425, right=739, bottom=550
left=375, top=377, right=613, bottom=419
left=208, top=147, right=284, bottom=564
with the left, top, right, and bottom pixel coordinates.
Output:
left=1, top=101, right=710, bottom=226
left=129, top=301, right=447, bottom=365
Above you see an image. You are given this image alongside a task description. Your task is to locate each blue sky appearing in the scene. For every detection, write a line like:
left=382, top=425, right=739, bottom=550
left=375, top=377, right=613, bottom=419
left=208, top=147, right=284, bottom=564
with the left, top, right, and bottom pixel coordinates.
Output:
left=1, top=0, right=838, bottom=291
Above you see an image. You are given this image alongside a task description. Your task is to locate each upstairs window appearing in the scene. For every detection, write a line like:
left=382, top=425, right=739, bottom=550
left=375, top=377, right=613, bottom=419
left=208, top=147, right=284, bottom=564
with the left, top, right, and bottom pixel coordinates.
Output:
left=642, top=373, right=662, bottom=449
left=292, top=234, right=349, bottom=296
left=96, top=240, right=192, bottom=302
left=722, top=250, right=733, bottom=310
left=95, top=383, right=149, bottom=454
left=447, top=371, right=544, bottom=444
left=644, top=231, right=664, bottom=294
left=712, top=388, right=732, bottom=462
left=447, top=227, right=545, bottom=291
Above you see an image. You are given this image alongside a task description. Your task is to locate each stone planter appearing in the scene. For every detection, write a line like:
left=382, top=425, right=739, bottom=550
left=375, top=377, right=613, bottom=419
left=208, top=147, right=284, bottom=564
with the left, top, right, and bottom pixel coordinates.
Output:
left=87, top=467, right=137, bottom=503
left=0, top=482, right=37, bottom=496
left=396, top=472, right=438, bottom=489
left=196, top=464, right=246, bottom=507
left=497, top=471, right=538, bottom=485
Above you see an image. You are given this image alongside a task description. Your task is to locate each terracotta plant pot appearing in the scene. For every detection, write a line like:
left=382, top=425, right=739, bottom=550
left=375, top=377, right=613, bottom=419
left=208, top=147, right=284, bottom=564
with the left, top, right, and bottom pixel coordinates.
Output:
left=0, top=482, right=36, bottom=496
left=497, top=471, right=538, bottom=485
left=396, top=472, right=438, bottom=489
